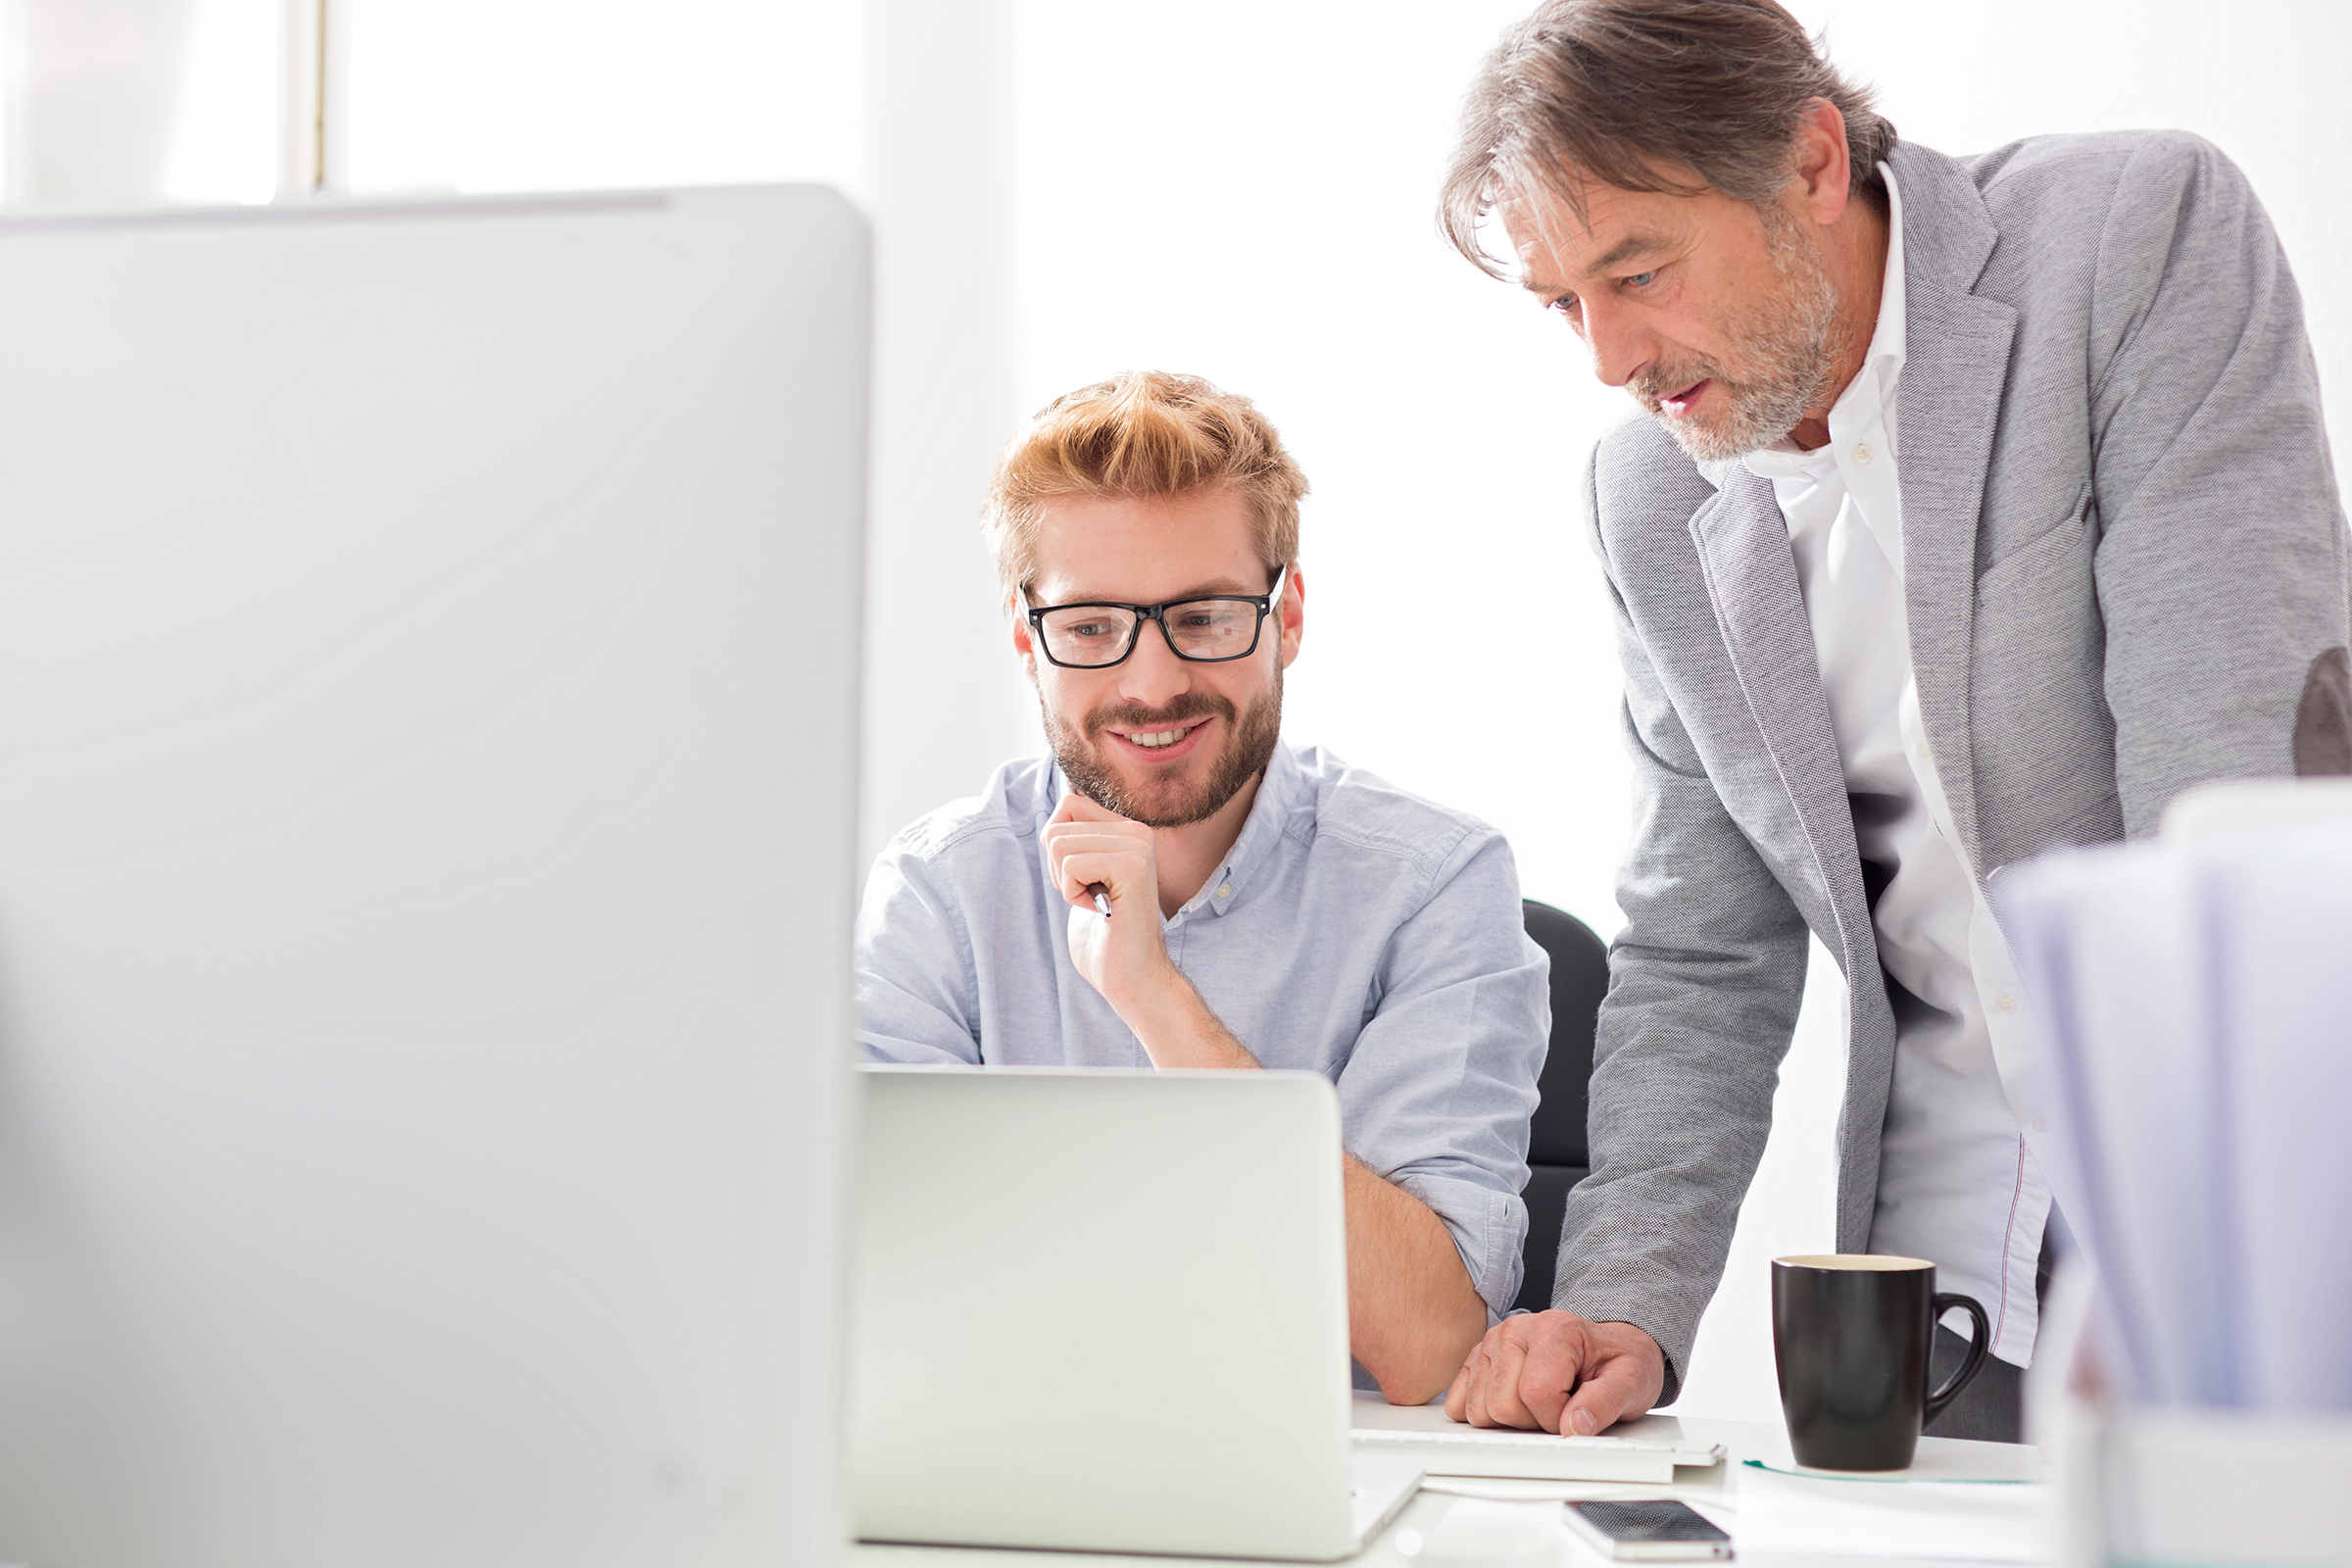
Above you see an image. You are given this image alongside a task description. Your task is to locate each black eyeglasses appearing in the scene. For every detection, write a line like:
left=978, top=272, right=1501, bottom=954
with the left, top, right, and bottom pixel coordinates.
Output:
left=1024, top=567, right=1287, bottom=669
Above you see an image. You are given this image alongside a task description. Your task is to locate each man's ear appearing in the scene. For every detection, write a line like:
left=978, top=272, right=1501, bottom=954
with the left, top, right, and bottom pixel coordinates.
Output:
left=1277, top=564, right=1305, bottom=670
left=1009, top=593, right=1039, bottom=677
left=1788, top=97, right=1853, bottom=227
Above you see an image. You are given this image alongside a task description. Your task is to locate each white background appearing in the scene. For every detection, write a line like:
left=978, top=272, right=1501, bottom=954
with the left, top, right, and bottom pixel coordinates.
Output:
left=41, top=0, right=2352, bottom=1422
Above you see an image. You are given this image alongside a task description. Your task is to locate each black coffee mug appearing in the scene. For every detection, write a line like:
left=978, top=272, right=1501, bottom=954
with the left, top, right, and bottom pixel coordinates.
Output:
left=1770, top=1253, right=1989, bottom=1472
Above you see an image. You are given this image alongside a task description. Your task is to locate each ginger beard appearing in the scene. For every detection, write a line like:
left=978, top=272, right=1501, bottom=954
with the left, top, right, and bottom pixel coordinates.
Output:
left=1633, top=208, right=1846, bottom=462
left=1041, top=662, right=1284, bottom=829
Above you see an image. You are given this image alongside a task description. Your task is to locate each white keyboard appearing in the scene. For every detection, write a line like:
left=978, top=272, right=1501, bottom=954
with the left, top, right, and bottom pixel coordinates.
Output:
left=1348, top=1427, right=1724, bottom=1483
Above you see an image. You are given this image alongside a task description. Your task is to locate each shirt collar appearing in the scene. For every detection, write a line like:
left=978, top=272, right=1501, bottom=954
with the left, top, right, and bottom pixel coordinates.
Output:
left=1193, top=736, right=1300, bottom=918
left=1850, top=159, right=1908, bottom=409
left=1736, top=161, right=1909, bottom=483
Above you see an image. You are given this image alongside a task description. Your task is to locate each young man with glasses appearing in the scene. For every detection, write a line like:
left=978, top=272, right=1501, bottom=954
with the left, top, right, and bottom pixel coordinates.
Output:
left=856, top=370, right=1549, bottom=1404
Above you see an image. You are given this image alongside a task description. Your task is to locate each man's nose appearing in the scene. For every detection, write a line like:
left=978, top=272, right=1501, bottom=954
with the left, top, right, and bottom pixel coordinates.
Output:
left=1115, top=621, right=1196, bottom=707
left=1580, top=298, right=1650, bottom=390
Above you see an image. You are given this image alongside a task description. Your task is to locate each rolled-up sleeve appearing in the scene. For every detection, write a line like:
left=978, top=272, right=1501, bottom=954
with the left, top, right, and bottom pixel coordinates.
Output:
left=855, top=842, right=985, bottom=1065
left=1334, top=828, right=1549, bottom=1317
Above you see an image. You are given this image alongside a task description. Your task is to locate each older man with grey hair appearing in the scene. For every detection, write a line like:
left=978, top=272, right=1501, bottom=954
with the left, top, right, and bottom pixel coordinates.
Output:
left=1439, top=0, right=2351, bottom=1443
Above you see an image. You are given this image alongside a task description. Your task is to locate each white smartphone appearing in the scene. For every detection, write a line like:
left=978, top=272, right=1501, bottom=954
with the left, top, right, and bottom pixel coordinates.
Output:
left=1563, top=1499, right=1734, bottom=1560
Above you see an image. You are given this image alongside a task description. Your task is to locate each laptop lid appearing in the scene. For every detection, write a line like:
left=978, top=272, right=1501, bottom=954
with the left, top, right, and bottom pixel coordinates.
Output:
left=848, top=1067, right=1360, bottom=1559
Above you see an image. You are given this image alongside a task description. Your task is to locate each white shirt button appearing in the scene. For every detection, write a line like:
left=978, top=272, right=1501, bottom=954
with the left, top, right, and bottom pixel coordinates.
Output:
left=1217, top=883, right=1232, bottom=899
left=1853, top=443, right=1874, bottom=465
left=1994, top=994, right=2017, bottom=1014
left=2032, top=1115, right=2049, bottom=1134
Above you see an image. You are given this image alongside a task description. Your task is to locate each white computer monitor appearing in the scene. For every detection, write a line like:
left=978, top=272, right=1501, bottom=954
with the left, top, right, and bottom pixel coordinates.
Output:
left=0, top=186, right=866, bottom=1568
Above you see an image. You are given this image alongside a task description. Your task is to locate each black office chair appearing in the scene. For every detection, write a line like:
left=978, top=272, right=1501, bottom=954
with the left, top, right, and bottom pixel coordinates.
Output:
left=1512, top=900, right=1610, bottom=1314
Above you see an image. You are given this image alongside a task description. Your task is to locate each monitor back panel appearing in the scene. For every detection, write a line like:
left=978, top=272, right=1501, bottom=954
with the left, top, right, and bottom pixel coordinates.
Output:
left=0, top=187, right=866, bottom=1568
left=850, top=1068, right=1357, bottom=1559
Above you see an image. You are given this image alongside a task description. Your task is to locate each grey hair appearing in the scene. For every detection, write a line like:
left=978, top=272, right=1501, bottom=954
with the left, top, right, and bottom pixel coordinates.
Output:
left=1440, top=0, right=1895, bottom=277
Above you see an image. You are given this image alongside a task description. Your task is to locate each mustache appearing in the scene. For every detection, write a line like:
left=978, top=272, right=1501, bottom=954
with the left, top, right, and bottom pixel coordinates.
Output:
left=1086, top=693, right=1234, bottom=734
left=1631, top=360, right=1725, bottom=406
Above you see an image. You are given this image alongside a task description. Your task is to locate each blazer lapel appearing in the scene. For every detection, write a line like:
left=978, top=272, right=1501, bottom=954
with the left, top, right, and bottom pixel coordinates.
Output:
left=1688, top=469, right=1876, bottom=979
left=1887, top=142, right=2019, bottom=869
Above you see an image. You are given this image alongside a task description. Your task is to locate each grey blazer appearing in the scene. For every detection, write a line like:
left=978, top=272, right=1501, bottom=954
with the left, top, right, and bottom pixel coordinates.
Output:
left=1560, top=132, right=2352, bottom=1397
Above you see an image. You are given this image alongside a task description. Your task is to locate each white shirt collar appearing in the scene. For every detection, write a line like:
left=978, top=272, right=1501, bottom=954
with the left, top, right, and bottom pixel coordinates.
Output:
left=1858, top=160, right=1907, bottom=390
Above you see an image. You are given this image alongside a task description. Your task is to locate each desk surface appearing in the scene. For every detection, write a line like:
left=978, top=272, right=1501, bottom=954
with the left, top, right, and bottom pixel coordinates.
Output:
left=854, top=1396, right=2049, bottom=1568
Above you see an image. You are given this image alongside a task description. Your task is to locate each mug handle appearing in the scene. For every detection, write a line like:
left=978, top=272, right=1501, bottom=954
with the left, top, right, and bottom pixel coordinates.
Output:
left=1923, top=1293, right=1991, bottom=1423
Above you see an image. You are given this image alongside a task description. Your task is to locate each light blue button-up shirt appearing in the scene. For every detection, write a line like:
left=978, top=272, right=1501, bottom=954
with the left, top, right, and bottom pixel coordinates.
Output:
left=855, top=739, right=1550, bottom=1315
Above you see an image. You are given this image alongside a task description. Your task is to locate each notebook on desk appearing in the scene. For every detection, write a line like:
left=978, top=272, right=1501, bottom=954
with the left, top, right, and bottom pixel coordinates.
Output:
left=1350, top=1424, right=1724, bottom=1482
left=847, top=1066, right=1422, bottom=1561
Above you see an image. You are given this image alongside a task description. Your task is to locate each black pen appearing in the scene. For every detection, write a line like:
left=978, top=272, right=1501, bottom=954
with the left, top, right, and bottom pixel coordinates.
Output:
left=1087, top=882, right=1112, bottom=919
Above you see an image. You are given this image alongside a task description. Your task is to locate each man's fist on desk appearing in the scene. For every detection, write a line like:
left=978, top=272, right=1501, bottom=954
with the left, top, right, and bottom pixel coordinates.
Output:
left=1446, top=1310, right=1666, bottom=1436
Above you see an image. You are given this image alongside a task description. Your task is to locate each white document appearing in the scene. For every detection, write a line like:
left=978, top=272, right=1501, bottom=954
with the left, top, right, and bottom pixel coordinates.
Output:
left=2197, top=826, right=2352, bottom=1411
left=1997, top=843, right=2228, bottom=1405
left=1995, top=791, right=2352, bottom=1414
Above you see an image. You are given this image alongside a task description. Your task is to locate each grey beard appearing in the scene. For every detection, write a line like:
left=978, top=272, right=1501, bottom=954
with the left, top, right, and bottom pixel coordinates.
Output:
left=1643, top=218, right=1845, bottom=463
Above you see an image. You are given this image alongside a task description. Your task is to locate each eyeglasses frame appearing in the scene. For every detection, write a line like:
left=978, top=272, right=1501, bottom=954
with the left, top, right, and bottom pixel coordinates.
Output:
left=1022, top=565, right=1289, bottom=671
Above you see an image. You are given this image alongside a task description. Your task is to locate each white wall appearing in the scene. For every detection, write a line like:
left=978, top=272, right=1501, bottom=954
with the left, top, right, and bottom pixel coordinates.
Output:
left=855, top=0, right=1033, bottom=864
left=40, top=0, right=2352, bottom=1425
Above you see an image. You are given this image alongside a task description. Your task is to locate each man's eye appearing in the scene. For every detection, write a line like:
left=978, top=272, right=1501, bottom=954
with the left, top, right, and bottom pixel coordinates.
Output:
left=1623, top=270, right=1657, bottom=288
left=1548, top=294, right=1582, bottom=321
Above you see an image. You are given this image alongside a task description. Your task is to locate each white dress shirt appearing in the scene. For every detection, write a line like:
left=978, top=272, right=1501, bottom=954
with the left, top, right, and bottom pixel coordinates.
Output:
left=1741, top=168, right=2050, bottom=1366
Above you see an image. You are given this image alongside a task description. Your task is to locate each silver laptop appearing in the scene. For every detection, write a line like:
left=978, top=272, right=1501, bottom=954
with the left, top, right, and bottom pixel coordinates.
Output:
left=849, top=1067, right=1422, bottom=1560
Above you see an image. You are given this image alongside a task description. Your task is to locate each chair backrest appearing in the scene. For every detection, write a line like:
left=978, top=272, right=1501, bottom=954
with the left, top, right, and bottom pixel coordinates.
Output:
left=1514, top=900, right=1610, bottom=1313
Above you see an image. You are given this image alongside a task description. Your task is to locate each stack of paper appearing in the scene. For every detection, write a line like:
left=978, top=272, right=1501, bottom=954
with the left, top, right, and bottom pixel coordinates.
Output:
left=1994, top=784, right=2352, bottom=1412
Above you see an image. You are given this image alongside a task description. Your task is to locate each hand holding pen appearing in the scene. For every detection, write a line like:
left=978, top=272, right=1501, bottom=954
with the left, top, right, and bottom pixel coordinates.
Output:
left=1042, top=792, right=1181, bottom=1017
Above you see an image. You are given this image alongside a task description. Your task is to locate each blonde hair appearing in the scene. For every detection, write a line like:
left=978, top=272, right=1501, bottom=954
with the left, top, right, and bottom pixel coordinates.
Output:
left=981, top=370, right=1307, bottom=599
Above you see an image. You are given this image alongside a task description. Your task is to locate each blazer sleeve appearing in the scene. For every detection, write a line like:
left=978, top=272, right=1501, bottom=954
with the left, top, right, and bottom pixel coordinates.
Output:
left=1556, top=442, right=1812, bottom=1401
left=2086, top=131, right=2352, bottom=830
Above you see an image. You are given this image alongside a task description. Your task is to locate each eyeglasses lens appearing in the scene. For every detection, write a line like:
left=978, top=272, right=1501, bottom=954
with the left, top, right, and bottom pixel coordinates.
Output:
left=1037, top=600, right=1259, bottom=666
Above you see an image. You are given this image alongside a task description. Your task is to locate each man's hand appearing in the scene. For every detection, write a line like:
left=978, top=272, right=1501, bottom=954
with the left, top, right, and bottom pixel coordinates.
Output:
left=1041, top=794, right=1253, bottom=1068
left=1042, top=793, right=1179, bottom=1016
left=1445, top=1310, right=1665, bottom=1436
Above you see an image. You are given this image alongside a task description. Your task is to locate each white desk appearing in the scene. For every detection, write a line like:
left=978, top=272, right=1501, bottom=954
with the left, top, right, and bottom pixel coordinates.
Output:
left=854, top=1396, right=2049, bottom=1568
